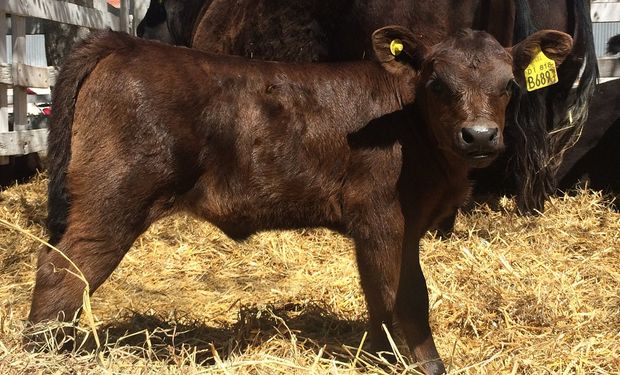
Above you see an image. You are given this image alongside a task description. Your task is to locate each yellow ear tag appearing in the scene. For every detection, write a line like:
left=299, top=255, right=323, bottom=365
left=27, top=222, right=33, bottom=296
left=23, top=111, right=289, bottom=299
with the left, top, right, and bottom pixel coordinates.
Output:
left=390, top=39, right=404, bottom=56
left=524, top=49, right=558, bottom=92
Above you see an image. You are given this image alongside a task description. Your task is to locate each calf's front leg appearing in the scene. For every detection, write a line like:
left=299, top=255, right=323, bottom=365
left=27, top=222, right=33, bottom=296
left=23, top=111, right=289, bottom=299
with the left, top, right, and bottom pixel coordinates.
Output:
left=352, top=212, right=445, bottom=374
left=396, top=232, right=445, bottom=375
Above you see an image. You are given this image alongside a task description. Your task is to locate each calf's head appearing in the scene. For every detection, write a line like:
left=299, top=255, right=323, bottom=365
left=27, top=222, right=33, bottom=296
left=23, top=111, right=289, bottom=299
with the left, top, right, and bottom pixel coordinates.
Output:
left=372, top=27, right=573, bottom=168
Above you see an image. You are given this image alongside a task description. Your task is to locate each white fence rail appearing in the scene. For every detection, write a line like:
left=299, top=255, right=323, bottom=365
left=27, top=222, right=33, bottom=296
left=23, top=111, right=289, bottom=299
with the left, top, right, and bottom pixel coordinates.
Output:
left=593, top=0, right=620, bottom=82
left=0, top=0, right=131, bottom=164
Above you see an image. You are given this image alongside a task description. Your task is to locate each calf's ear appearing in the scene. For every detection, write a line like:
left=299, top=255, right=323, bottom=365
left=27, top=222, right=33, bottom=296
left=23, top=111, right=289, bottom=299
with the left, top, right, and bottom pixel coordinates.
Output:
left=510, top=30, right=573, bottom=70
left=372, top=25, right=428, bottom=75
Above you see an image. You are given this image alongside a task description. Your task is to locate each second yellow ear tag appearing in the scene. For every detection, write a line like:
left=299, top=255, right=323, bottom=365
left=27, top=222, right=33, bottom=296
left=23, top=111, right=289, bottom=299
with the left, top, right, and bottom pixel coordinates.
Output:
left=390, top=39, right=404, bottom=56
left=524, top=49, right=558, bottom=92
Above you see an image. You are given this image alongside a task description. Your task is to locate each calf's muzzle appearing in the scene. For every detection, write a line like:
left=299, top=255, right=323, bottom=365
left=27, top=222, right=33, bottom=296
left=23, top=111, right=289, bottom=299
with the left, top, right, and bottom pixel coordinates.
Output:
left=457, top=122, right=502, bottom=166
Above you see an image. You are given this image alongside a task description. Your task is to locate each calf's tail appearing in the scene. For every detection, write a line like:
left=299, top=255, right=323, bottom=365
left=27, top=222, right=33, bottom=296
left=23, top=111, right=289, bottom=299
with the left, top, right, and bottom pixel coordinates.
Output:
left=47, top=30, right=136, bottom=244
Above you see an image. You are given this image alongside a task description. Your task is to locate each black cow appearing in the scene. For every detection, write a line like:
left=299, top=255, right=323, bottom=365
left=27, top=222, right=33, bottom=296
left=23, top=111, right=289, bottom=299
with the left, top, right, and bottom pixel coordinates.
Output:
left=557, top=78, right=620, bottom=207
left=137, top=0, right=207, bottom=46
left=608, top=34, right=620, bottom=54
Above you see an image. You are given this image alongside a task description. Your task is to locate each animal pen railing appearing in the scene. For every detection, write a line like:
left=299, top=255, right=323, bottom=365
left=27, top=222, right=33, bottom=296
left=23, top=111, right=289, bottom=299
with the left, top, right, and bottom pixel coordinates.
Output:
left=0, top=0, right=131, bottom=165
left=592, top=1, right=620, bottom=81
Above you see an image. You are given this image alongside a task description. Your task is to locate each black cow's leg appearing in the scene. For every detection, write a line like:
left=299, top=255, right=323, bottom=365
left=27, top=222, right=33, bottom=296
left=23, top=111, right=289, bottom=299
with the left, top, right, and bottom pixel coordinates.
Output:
left=395, top=236, right=446, bottom=375
left=436, top=210, right=457, bottom=239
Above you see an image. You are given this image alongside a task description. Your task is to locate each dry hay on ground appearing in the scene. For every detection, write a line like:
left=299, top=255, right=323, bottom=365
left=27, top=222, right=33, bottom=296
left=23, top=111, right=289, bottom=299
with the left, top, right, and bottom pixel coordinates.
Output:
left=0, top=174, right=618, bottom=374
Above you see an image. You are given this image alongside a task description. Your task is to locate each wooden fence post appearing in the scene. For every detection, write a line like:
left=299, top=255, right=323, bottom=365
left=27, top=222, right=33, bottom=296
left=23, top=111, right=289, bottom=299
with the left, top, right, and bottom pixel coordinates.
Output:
left=121, top=0, right=130, bottom=33
left=0, top=0, right=135, bottom=160
left=11, top=15, right=27, bottom=133
left=92, top=0, right=107, bottom=12
left=0, top=12, right=7, bottom=165
left=130, top=0, right=137, bottom=35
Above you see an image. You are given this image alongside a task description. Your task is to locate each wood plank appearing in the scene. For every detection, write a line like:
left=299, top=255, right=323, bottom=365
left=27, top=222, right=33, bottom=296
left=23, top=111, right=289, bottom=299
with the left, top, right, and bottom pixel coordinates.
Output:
left=0, top=11, right=7, bottom=164
left=11, top=15, right=27, bottom=131
left=48, top=66, right=58, bottom=86
left=0, top=0, right=120, bottom=30
left=591, top=3, right=620, bottom=22
left=0, top=128, right=47, bottom=156
left=13, top=63, right=51, bottom=87
left=120, top=0, right=129, bottom=33
left=130, top=0, right=139, bottom=35
left=598, top=57, right=620, bottom=77
left=91, top=0, right=107, bottom=12
left=0, top=64, right=58, bottom=86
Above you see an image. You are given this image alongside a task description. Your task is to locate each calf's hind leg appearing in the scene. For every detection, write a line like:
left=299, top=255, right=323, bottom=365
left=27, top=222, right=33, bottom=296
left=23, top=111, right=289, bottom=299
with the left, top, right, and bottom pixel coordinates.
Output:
left=28, top=172, right=172, bottom=329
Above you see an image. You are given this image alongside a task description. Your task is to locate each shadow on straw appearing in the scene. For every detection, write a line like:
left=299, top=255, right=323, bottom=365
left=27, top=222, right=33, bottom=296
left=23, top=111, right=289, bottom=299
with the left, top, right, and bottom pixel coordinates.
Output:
left=90, top=303, right=370, bottom=365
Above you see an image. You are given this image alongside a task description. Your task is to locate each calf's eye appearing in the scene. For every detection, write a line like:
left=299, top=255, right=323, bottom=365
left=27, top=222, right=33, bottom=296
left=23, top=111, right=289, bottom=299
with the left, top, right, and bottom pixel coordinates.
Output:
left=429, top=79, right=446, bottom=95
left=505, top=79, right=518, bottom=96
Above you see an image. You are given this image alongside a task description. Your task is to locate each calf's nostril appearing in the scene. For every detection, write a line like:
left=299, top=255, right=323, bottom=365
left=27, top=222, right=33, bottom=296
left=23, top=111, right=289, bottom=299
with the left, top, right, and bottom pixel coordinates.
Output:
left=488, top=127, right=498, bottom=141
left=461, top=128, right=475, bottom=144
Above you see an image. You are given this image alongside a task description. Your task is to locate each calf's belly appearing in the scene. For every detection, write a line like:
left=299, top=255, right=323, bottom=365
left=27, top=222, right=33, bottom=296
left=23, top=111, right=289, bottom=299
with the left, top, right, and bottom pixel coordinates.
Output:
left=177, top=174, right=346, bottom=239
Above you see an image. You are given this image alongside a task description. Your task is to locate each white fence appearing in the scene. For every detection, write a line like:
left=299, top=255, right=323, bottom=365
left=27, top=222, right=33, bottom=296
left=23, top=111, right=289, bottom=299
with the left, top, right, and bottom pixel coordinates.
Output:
left=0, top=0, right=131, bottom=164
left=592, top=0, right=620, bottom=80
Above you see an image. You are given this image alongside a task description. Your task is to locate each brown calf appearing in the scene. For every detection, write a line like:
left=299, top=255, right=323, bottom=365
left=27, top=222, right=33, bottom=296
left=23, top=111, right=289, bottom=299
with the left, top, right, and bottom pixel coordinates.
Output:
left=28, top=27, right=572, bottom=374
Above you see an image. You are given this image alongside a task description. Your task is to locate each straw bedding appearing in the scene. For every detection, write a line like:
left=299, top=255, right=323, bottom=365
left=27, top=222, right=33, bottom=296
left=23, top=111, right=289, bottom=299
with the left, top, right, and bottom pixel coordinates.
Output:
left=0, top=174, right=618, bottom=374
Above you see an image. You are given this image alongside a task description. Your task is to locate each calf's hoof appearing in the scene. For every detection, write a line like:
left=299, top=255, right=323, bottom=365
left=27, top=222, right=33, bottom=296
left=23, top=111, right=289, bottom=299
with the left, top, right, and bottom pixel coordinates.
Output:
left=418, top=358, right=447, bottom=375
left=22, top=321, right=78, bottom=353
